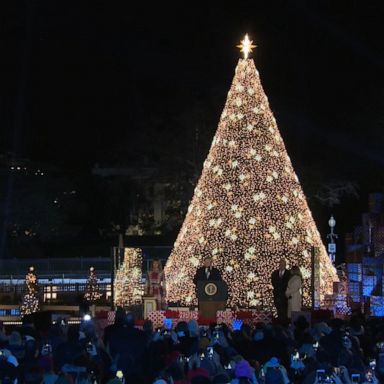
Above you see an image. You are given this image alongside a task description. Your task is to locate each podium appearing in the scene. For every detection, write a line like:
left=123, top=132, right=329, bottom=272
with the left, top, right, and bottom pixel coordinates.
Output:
left=143, top=296, right=157, bottom=319
left=197, top=280, right=228, bottom=318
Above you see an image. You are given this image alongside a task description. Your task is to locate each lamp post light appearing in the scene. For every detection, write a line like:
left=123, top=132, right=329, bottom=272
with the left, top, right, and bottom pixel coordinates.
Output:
left=327, top=215, right=338, bottom=264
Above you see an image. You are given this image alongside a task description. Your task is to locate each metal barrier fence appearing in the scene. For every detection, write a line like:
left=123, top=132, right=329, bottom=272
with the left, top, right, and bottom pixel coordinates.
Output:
left=0, top=246, right=172, bottom=279
left=0, top=282, right=110, bottom=295
left=0, top=258, right=112, bottom=279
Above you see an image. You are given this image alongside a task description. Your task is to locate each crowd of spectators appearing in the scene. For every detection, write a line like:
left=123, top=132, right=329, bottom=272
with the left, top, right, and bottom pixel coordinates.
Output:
left=0, top=309, right=383, bottom=384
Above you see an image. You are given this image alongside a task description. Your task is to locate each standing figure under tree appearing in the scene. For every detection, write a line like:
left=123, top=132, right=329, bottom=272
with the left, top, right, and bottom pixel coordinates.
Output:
left=84, top=266, right=102, bottom=304
left=20, top=266, right=39, bottom=316
left=146, top=259, right=166, bottom=310
left=271, top=258, right=290, bottom=322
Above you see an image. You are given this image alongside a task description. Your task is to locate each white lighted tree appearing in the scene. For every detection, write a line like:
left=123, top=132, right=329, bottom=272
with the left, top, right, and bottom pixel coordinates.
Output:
left=114, top=248, right=144, bottom=307
left=84, top=267, right=102, bottom=303
left=165, top=35, right=338, bottom=309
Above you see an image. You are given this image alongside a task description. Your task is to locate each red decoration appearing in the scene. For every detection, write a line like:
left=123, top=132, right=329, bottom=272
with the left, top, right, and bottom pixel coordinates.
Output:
left=236, top=310, right=253, bottom=319
left=164, top=310, right=180, bottom=319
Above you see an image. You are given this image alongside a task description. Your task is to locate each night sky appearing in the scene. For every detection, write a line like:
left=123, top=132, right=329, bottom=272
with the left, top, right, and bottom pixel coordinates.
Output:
left=2, top=1, right=384, bottom=234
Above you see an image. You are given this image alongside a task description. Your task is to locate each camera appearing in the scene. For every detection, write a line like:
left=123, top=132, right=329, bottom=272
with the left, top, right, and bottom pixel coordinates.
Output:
left=291, top=351, right=300, bottom=362
left=376, top=342, right=384, bottom=351
left=116, top=370, right=124, bottom=383
left=316, top=369, right=325, bottom=382
left=342, top=335, right=350, bottom=347
left=86, top=342, right=93, bottom=353
left=369, top=359, right=376, bottom=370
left=116, top=370, right=123, bottom=379
left=41, top=343, right=52, bottom=356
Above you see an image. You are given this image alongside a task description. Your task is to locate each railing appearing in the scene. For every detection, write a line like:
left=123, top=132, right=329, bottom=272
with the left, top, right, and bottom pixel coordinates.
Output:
left=0, top=257, right=112, bottom=279
left=0, top=282, right=110, bottom=295
left=0, top=247, right=172, bottom=279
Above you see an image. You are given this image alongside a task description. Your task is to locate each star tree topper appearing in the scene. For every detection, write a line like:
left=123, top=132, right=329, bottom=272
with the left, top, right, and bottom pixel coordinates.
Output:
left=237, top=34, right=257, bottom=59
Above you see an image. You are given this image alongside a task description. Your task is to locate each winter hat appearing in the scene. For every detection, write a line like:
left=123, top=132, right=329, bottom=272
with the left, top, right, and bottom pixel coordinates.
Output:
left=299, top=343, right=315, bottom=358
left=198, top=337, right=210, bottom=351
left=175, top=321, right=189, bottom=333
left=349, top=325, right=364, bottom=336
left=25, top=335, right=35, bottom=342
left=329, top=318, right=345, bottom=331
left=264, top=357, right=280, bottom=369
left=187, top=367, right=210, bottom=381
left=235, top=360, right=252, bottom=378
left=232, top=354, right=245, bottom=363
left=314, top=322, right=332, bottom=335
left=8, top=331, right=22, bottom=345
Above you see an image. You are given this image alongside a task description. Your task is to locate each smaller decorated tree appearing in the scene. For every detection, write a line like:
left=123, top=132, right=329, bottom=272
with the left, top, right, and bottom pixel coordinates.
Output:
left=84, top=267, right=102, bottom=303
left=20, top=266, right=40, bottom=316
left=114, top=248, right=144, bottom=308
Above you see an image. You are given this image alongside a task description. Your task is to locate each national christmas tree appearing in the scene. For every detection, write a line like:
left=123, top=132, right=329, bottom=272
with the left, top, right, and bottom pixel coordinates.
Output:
left=114, top=248, right=144, bottom=307
left=84, top=266, right=102, bottom=303
left=165, top=35, right=338, bottom=309
left=20, top=266, right=40, bottom=316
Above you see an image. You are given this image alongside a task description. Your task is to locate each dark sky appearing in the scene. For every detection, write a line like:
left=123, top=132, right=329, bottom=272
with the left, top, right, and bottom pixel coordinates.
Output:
left=2, top=1, right=384, bottom=226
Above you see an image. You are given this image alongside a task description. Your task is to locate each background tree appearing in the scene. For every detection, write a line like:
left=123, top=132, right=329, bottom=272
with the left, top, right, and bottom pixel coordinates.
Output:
left=20, top=266, right=39, bottom=316
left=84, top=266, right=102, bottom=303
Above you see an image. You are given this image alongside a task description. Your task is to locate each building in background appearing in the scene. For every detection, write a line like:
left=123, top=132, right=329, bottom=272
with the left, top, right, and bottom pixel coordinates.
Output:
left=92, top=163, right=192, bottom=236
left=344, top=193, right=384, bottom=316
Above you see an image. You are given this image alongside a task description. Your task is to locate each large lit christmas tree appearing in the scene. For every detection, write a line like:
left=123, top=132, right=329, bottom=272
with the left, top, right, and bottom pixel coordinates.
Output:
left=84, top=266, right=102, bottom=303
left=165, top=35, right=338, bottom=309
left=20, top=266, right=40, bottom=316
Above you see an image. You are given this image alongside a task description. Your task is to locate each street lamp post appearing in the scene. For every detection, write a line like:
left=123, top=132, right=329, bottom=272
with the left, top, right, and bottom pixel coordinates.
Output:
left=327, top=215, right=338, bottom=265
